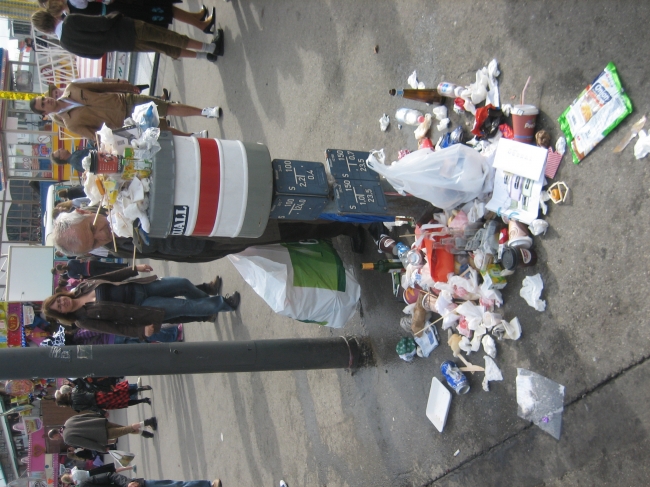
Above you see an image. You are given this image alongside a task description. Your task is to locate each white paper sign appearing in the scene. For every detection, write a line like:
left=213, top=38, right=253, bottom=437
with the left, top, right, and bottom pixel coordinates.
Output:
left=492, top=138, right=548, bottom=180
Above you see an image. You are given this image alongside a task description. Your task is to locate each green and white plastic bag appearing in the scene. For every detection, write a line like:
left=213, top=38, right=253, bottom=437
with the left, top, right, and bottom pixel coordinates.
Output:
left=228, top=240, right=360, bottom=328
left=558, top=62, right=633, bottom=164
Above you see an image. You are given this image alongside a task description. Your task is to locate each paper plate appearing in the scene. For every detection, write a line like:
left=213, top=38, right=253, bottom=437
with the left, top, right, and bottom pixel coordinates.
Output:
left=426, top=377, right=452, bottom=432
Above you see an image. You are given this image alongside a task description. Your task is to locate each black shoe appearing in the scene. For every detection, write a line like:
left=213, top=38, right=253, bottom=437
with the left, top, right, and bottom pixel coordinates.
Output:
left=368, top=222, right=389, bottom=242
left=142, top=398, right=151, bottom=406
left=350, top=226, right=365, bottom=254
left=135, top=84, right=149, bottom=93
left=141, top=430, right=154, bottom=439
left=144, top=417, right=157, bottom=430
left=211, top=29, right=225, bottom=56
left=161, top=88, right=171, bottom=101
left=201, top=275, right=222, bottom=295
left=203, top=7, right=216, bottom=33
left=224, top=292, right=240, bottom=311
left=199, top=4, right=208, bottom=21
left=138, top=385, right=152, bottom=391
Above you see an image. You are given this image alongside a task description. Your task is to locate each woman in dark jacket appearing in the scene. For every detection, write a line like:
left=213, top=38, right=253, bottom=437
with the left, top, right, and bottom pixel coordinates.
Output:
left=42, top=267, right=238, bottom=338
left=55, top=382, right=151, bottom=414
left=54, top=259, right=130, bottom=279
left=41, top=0, right=216, bottom=33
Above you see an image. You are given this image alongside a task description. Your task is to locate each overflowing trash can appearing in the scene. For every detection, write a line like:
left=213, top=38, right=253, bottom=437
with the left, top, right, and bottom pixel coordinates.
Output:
left=147, top=132, right=274, bottom=239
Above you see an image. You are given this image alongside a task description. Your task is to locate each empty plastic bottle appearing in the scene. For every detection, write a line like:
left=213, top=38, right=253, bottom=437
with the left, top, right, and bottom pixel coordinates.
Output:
left=395, top=108, right=424, bottom=126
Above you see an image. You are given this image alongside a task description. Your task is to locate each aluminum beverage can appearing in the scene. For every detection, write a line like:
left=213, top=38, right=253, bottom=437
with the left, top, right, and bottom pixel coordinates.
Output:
left=441, top=361, right=470, bottom=394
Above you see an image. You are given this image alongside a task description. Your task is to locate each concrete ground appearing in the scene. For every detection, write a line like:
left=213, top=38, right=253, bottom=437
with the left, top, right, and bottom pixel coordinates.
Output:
left=115, top=1, right=650, bottom=486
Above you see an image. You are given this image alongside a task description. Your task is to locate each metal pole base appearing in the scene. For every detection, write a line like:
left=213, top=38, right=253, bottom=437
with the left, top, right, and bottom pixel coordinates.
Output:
left=0, top=337, right=374, bottom=380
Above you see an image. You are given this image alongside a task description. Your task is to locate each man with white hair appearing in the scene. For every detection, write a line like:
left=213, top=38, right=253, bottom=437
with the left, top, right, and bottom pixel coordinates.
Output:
left=53, top=209, right=365, bottom=263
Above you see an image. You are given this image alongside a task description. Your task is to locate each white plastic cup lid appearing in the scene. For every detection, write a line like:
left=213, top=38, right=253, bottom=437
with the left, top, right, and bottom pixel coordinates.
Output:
left=512, top=104, right=539, bottom=116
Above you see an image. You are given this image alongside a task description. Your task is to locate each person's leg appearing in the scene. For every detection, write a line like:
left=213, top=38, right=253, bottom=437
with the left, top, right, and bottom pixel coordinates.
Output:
left=132, top=20, right=218, bottom=60
left=172, top=6, right=213, bottom=31
left=141, top=295, right=232, bottom=321
left=105, top=423, right=140, bottom=439
left=145, top=324, right=179, bottom=343
left=127, top=398, right=150, bottom=406
left=144, top=481, right=211, bottom=487
left=142, top=277, right=210, bottom=299
left=278, top=221, right=359, bottom=241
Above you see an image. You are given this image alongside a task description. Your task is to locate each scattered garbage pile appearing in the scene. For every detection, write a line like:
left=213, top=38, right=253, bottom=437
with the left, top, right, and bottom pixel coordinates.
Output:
left=367, top=60, right=639, bottom=438
left=81, top=102, right=163, bottom=247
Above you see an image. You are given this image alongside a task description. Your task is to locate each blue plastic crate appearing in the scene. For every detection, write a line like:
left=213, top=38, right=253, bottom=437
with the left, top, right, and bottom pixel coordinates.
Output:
left=269, top=195, right=330, bottom=221
left=333, top=179, right=389, bottom=215
left=326, top=149, right=379, bottom=181
left=272, top=159, right=329, bottom=196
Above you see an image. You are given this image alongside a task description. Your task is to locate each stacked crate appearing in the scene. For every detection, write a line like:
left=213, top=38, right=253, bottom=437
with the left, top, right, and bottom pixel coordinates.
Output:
left=269, top=149, right=389, bottom=221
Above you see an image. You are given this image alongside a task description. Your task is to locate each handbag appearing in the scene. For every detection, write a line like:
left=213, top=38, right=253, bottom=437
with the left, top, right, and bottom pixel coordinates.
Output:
left=108, top=450, right=135, bottom=467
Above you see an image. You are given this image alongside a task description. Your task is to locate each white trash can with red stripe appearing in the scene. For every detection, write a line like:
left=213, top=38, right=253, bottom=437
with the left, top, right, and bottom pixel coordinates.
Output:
left=147, top=132, right=273, bottom=239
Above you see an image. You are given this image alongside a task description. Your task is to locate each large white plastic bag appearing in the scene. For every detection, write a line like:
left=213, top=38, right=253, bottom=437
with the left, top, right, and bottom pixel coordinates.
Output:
left=368, top=146, right=492, bottom=210
left=228, top=241, right=360, bottom=328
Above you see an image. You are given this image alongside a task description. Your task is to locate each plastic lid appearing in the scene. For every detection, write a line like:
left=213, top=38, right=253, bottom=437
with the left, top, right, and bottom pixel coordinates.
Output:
left=512, top=104, right=539, bottom=116
left=501, top=247, right=517, bottom=270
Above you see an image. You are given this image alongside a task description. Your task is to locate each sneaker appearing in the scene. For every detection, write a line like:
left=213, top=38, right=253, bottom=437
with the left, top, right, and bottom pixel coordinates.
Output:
left=211, top=480, right=222, bottom=487
left=223, top=292, right=240, bottom=311
left=144, top=417, right=157, bottom=430
left=201, top=106, right=222, bottom=119
left=138, top=385, right=153, bottom=391
left=192, top=130, right=209, bottom=138
left=137, top=377, right=142, bottom=387
left=280, top=482, right=288, bottom=487
left=203, top=275, right=222, bottom=295
left=142, top=398, right=152, bottom=406
left=141, top=430, right=154, bottom=439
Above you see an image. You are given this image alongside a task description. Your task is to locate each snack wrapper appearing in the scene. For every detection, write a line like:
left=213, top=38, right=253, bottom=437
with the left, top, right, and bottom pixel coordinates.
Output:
left=558, top=62, right=632, bottom=164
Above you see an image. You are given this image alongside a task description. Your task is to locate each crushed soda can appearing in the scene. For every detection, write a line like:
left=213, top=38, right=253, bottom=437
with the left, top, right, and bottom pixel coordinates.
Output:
left=441, top=361, right=470, bottom=394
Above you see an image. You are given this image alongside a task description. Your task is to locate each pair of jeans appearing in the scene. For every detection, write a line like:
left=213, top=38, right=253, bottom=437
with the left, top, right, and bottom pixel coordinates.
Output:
left=132, top=278, right=232, bottom=322
left=114, top=324, right=179, bottom=344
left=144, top=481, right=211, bottom=487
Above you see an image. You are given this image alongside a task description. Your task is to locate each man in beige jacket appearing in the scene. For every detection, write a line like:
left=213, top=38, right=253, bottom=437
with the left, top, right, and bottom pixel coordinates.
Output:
left=30, top=80, right=220, bottom=140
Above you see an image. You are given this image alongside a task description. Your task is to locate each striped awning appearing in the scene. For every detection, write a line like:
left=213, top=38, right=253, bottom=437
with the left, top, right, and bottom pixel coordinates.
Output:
left=0, top=1, right=39, bottom=22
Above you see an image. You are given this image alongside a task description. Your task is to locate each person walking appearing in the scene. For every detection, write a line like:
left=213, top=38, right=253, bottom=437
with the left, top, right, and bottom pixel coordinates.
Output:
left=78, top=472, right=223, bottom=487
left=41, top=0, right=217, bottom=35
left=54, top=382, right=151, bottom=415
left=29, top=80, right=221, bottom=139
left=53, top=260, right=131, bottom=279
left=31, top=10, right=224, bottom=64
left=72, top=324, right=183, bottom=345
left=48, top=413, right=158, bottom=450
left=42, top=267, right=236, bottom=339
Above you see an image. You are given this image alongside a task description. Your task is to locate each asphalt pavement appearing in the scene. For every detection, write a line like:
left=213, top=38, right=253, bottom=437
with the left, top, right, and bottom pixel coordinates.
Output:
left=116, top=1, right=650, bottom=486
